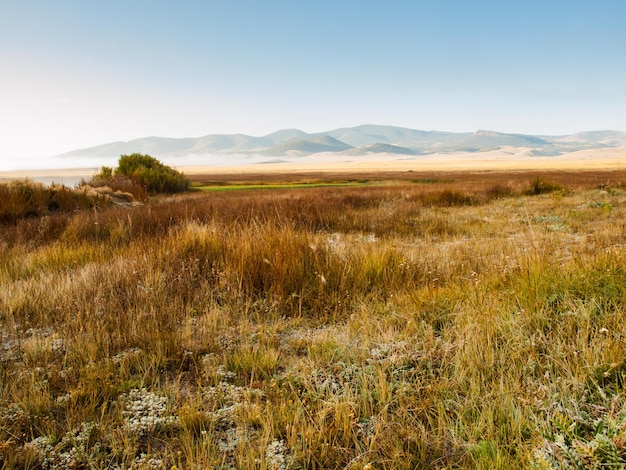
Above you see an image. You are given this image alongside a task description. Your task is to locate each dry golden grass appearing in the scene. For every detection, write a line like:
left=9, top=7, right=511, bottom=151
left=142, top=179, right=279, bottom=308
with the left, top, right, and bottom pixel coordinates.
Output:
left=1, top=172, right=626, bottom=468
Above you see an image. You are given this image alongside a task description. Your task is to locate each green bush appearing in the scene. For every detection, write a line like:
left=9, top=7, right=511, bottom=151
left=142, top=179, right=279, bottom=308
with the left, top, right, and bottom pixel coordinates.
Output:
left=116, top=154, right=190, bottom=194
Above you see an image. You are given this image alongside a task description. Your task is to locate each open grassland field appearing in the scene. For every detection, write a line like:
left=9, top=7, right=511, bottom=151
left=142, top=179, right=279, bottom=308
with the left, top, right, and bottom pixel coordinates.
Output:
left=2, top=170, right=626, bottom=468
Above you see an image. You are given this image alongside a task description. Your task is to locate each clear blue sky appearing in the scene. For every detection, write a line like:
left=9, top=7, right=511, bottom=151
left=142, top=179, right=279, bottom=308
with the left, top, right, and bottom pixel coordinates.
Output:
left=1, top=0, right=626, bottom=169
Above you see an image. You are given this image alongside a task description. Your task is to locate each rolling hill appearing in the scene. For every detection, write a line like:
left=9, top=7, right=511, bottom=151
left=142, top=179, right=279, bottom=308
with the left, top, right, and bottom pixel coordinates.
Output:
left=263, top=135, right=353, bottom=156
left=343, top=143, right=419, bottom=156
left=56, top=125, right=626, bottom=166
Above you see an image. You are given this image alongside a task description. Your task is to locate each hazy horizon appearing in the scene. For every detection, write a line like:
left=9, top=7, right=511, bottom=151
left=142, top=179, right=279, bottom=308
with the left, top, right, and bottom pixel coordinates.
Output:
left=2, top=1, right=626, bottom=171
left=3, top=124, right=626, bottom=172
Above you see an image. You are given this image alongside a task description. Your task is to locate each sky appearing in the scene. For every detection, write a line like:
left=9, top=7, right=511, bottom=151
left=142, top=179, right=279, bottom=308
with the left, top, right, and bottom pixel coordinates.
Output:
left=1, top=0, right=626, bottom=170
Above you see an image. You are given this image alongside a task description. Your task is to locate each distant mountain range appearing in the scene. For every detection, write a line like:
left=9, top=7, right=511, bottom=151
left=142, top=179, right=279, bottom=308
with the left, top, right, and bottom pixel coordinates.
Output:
left=57, top=125, right=626, bottom=166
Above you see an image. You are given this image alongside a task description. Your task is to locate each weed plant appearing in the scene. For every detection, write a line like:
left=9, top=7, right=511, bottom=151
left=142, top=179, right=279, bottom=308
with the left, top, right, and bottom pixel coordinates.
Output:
left=1, top=174, right=626, bottom=468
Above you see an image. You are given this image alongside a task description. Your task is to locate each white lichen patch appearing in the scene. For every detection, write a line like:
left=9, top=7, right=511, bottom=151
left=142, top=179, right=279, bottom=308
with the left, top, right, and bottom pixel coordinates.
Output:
left=266, top=439, right=291, bottom=470
left=25, top=422, right=101, bottom=470
left=110, top=347, right=143, bottom=363
left=2, top=328, right=66, bottom=364
left=0, top=403, right=26, bottom=423
left=202, top=381, right=265, bottom=407
left=120, top=388, right=179, bottom=436
left=368, top=340, right=409, bottom=363
left=309, top=362, right=364, bottom=395
left=356, top=415, right=376, bottom=442
left=132, top=452, right=167, bottom=469
left=200, top=382, right=266, bottom=457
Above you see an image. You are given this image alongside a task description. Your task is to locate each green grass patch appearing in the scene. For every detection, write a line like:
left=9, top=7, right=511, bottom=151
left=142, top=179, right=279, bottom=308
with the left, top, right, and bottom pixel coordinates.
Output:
left=194, top=180, right=376, bottom=191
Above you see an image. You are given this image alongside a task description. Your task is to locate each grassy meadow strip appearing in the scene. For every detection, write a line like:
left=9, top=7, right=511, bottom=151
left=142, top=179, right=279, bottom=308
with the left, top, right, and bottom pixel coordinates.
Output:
left=1, top=173, right=626, bottom=468
left=193, top=181, right=371, bottom=191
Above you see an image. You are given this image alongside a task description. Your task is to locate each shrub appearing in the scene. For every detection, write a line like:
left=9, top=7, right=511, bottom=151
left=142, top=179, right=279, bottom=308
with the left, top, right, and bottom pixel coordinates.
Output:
left=93, top=166, right=113, bottom=184
left=116, top=154, right=190, bottom=194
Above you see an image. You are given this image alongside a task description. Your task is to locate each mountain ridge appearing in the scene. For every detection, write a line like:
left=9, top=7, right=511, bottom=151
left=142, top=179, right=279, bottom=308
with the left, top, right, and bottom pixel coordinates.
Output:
left=57, top=125, right=626, bottom=165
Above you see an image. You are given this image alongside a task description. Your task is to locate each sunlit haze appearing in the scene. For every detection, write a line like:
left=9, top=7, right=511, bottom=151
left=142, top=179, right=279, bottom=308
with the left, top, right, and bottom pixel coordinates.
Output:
left=2, top=1, right=626, bottom=170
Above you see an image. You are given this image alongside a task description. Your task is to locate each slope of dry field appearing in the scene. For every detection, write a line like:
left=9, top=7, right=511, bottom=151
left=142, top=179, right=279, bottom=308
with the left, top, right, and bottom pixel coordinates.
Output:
left=1, top=171, right=626, bottom=468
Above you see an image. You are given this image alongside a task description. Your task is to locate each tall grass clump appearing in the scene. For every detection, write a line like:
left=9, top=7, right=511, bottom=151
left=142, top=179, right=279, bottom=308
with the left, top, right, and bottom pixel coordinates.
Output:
left=87, top=168, right=148, bottom=201
left=424, top=188, right=475, bottom=206
left=524, top=177, right=564, bottom=195
left=0, top=180, right=109, bottom=224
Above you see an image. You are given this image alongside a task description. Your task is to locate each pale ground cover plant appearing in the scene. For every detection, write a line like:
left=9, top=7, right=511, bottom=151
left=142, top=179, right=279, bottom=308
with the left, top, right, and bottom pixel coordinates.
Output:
left=0, top=172, right=626, bottom=468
